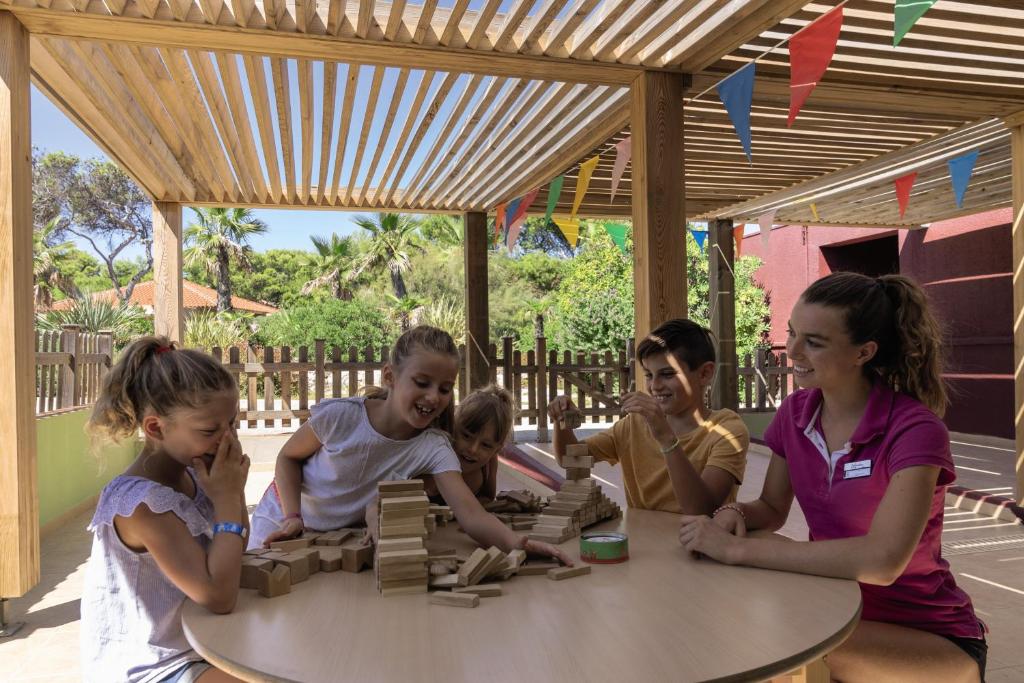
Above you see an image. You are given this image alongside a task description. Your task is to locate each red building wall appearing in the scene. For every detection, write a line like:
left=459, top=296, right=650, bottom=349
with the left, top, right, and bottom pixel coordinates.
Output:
left=740, top=207, right=1013, bottom=438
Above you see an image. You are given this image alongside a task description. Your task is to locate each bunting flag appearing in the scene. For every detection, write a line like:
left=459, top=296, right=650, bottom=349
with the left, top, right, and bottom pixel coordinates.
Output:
left=717, top=62, right=756, bottom=163
left=894, top=171, right=917, bottom=218
left=788, top=5, right=843, bottom=127
left=690, top=228, right=708, bottom=253
left=512, top=188, right=540, bottom=225
left=733, top=225, right=745, bottom=257
left=495, top=203, right=506, bottom=242
left=553, top=217, right=581, bottom=249
left=948, top=150, right=979, bottom=208
left=603, top=222, right=629, bottom=254
left=810, top=202, right=820, bottom=222
left=571, top=155, right=601, bottom=218
left=507, top=216, right=526, bottom=251
left=544, top=176, right=565, bottom=224
left=758, top=209, right=777, bottom=251
left=894, top=0, right=938, bottom=46
left=610, top=137, right=632, bottom=201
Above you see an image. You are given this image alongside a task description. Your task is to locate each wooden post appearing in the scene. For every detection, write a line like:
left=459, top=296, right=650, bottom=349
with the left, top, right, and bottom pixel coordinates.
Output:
left=152, top=201, right=184, bottom=342
left=0, top=11, right=39, bottom=600
left=709, top=218, right=738, bottom=411
left=59, top=325, right=81, bottom=409
left=536, top=335, right=548, bottom=443
left=630, top=70, right=688, bottom=391
left=463, top=211, right=489, bottom=392
left=1009, top=115, right=1024, bottom=504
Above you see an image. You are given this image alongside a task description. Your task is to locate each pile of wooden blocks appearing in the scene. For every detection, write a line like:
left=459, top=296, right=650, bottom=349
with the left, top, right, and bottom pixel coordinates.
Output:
left=240, top=529, right=373, bottom=598
left=483, top=490, right=544, bottom=531
left=375, top=479, right=431, bottom=596
left=529, top=444, right=621, bottom=544
left=427, top=504, right=454, bottom=534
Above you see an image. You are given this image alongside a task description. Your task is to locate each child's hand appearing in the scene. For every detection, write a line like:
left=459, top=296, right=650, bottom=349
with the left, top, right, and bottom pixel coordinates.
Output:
left=523, top=539, right=574, bottom=566
left=711, top=507, right=746, bottom=537
left=362, top=498, right=380, bottom=546
left=263, top=517, right=304, bottom=546
left=620, top=392, right=675, bottom=448
left=193, top=429, right=249, bottom=507
left=547, top=396, right=578, bottom=427
left=678, top=515, right=741, bottom=564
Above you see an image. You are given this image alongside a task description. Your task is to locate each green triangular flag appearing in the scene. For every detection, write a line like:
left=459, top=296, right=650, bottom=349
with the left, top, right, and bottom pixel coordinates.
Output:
left=544, top=176, right=564, bottom=225
left=603, top=222, right=629, bottom=254
left=894, top=0, right=937, bottom=46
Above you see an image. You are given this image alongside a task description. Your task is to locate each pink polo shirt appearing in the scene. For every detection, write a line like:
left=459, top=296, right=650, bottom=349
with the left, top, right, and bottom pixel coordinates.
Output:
left=763, top=381, right=982, bottom=639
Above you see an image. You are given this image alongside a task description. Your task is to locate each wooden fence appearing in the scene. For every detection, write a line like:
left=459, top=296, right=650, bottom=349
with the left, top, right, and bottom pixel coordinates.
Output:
left=34, top=326, right=114, bottom=415
left=207, top=337, right=793, bottom=437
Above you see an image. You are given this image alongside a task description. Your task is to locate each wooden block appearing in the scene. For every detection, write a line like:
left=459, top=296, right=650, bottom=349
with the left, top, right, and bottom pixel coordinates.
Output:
left=470, top=547, right=506, bottom=585
left=455, top=548, right=487, bottom=585
left=548, top=565, right=591, bottom=581
left=380, top=496, right=430, bottom=512
left=378, top=479, right=424, bottom=493
left=425, top=516, right=437, bottom=534
left=379, top=565, right=429, bottom=580
left=430, top=592, right=479, bottom=608
left=341, top=544, right=374, bottom=572
left=564, top=444, right=590, bottom=458
left=241, top=558, right=275, bottom=589
left=378, top=549, right=429, bottom=566
left=427, top=547, right=457, bottom=559
left=300, top=531, right=322, bottom=542
left=453, top=583, right=502, bottom=597
left=381, top=585, right=429, bottom=597
left=314, top=530, right=354, bottom=546
left=275, top=553, right=310, bottom=584
left=379, top=523, right=428, bottom=539
left=378, top=538, right=424, bottom=552
left=380, top=506, right=431, bottom=521
left=294, top=547, right=320, bottom=575
left=511, top=522, right=535, bottom=531
left=507, top=549, right=527, bottom=570
left=268, top=537, right=312, bottom=553
left=244, top=547, right=270, bottom=556
left=516, top=562, right=561, bottom=575
left=257, top=565, right=291, bottom=598
left=531, top=524, right=572, bottom=537
left=318, top=547, right=343, bottom=572
left=527, top=533, right=571, bottom=544
left=562, top=475, right=595, bottom=487
left=429, top=573, right=462, bottom=588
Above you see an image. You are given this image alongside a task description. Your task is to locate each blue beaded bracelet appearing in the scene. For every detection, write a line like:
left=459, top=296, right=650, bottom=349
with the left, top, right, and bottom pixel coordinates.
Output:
left=213, top=522, right=247, bottom=539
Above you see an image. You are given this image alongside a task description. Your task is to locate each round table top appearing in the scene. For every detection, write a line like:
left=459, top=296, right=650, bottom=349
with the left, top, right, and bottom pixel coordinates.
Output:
left=183, top=509, right=861, bottom=683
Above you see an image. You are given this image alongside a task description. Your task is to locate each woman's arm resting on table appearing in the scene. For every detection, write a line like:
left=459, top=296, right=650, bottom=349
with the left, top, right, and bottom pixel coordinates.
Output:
left=434, top=471, right=573, bottom=565
left=681, top=465, right=940, bottom=586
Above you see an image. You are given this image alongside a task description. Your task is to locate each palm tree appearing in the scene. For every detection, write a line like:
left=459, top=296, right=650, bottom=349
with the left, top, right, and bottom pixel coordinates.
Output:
left=33, top=217, right=81, bottom=308
left=387, top=294, right=427, bottom=333
left=185, top=208, right=268, bottom=313
left=418, top=214, right=463, bottom=247
left=350, top=213, right=423, bottom=300
left=301, top=233, right=358, bottom=300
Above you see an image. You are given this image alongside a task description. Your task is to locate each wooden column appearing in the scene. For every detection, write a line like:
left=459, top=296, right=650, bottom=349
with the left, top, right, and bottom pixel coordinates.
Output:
left=709, top=219, right=738, bottom=411
left=152, top=202, right=184, bottom=342
left=630, top=71, right=688, bottom=389
left=0, top=11, right=39, bottom=599
left=1009, top=114, right=1024, bottom=504
left=463, top=211, right=489, bottom=392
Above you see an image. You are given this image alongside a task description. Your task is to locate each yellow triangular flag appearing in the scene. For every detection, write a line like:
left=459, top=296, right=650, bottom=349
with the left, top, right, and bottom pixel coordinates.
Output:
left=553, top=217, right=581, bottom=249
left=571, top=155, right=601, bottom=219
left=810, top=202, right=820, bottom=222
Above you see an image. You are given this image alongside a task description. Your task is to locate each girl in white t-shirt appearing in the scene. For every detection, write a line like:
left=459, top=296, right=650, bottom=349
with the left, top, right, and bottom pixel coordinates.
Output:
left=250, top=326, right=570, bottom=564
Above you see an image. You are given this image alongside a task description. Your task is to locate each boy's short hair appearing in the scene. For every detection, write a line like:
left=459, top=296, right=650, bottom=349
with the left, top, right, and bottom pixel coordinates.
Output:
left=636, top=319, right=716, bottom=371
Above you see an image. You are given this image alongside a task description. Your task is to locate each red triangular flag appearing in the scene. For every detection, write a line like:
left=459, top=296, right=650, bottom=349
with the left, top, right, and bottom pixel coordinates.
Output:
left=733, top=225, right=745, bottom=257
left=788, top=5, right=843, bottom=126
left=894, top=172, right=917, bottom=218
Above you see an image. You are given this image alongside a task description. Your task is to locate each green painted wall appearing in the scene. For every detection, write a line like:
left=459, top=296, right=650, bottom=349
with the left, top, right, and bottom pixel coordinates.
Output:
left=36, top=409, right=141, bottom=529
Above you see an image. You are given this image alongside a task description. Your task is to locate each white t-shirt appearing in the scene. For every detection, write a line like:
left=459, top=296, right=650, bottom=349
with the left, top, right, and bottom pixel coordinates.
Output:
left=249, top=397, right=459, bottom=547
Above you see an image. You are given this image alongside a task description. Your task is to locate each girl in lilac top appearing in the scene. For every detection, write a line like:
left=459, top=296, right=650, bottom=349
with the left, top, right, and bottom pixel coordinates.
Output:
left=680, top=273, right=985, bottom=682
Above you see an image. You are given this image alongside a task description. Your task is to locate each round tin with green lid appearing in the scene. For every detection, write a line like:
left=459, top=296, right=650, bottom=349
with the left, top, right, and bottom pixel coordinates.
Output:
left=579, top=531, right=629, bottom=564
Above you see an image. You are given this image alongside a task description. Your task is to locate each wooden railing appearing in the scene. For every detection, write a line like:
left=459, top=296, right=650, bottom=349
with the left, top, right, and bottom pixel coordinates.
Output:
left=34, top=326, right=114, bottom=415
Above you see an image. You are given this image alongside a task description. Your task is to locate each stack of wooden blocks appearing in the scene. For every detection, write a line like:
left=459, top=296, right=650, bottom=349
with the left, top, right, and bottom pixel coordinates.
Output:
left=240, top=528, right=373, bottom=598
left=376, top=479, right=431, bottom=596
left=528, top=443, right=621, bottom=544
left=484, top=490, right=544, bottom=531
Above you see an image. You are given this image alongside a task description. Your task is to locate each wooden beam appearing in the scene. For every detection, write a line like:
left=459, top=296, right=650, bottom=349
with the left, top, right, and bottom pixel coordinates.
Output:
left=152, top=202, right=184, bottom=343
left=463, top=211, right=489, bottom=392
left=1012, top=119, right=1024, bottom=505
left=631, top=70, right=687, bottom=390
left=708, top=219, right=737, bottom=412
left=13, top=9, right=674, bottom=86
left=0, top=11, right=39, bottom=598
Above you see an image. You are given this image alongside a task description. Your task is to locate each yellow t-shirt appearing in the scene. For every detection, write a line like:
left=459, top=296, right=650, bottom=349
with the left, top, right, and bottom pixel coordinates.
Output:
left=584, top=409, right=749, bottom=513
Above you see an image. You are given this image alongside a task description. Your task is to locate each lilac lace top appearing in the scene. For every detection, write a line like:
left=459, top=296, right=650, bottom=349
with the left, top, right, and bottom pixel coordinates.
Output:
left=80, top=470, right=214, bottom=683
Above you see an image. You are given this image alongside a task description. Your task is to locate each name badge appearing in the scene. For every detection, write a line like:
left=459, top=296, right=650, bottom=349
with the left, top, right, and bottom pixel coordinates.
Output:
left=843, top=459, right=872, bottom=479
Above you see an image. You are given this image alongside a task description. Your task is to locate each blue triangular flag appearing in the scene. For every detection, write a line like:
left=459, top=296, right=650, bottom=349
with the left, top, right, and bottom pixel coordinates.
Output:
left=502, top=197, right=521, bottom=240
left=716, top=62, right=756, bottom=163
left=948, top=150, right=979, bottom=208
left=690, top=229, right=708, bottom=253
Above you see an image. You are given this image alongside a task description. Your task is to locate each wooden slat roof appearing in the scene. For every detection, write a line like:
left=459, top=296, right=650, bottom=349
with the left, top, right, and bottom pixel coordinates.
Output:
left=5, top=0, right=1023, bottom=221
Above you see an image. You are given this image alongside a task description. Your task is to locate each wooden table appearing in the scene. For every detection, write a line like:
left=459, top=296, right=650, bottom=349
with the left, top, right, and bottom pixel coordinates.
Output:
left=183, top=510, right=861, bottom=682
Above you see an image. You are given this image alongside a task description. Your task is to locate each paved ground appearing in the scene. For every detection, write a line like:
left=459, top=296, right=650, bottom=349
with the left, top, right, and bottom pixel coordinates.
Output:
left=4, top=432, right=1022, bottom=682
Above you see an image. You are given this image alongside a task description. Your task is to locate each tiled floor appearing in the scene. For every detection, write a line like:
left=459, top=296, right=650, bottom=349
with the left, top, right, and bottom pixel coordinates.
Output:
left=4, top=435, right=1023, bottom=681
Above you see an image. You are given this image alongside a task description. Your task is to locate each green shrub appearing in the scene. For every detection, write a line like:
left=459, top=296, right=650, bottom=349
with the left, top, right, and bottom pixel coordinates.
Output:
left=254, top=298, right=394, bottom=351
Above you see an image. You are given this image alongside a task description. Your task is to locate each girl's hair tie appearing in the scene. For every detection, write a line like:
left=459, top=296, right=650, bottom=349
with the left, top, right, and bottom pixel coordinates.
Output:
left=155, top=345, right=174, bottom=355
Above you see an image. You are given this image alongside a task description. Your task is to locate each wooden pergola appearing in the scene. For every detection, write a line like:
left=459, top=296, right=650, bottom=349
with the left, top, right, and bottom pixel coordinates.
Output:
left=1, top=0, right=1022, bottom=601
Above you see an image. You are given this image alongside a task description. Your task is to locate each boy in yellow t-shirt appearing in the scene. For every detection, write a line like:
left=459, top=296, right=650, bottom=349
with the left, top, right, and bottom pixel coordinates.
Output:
left=548, top=319, right=749, bottom=514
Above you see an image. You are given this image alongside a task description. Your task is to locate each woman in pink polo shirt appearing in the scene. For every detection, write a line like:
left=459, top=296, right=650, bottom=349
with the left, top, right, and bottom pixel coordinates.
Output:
left=679, top=272, right=985, bottom=682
